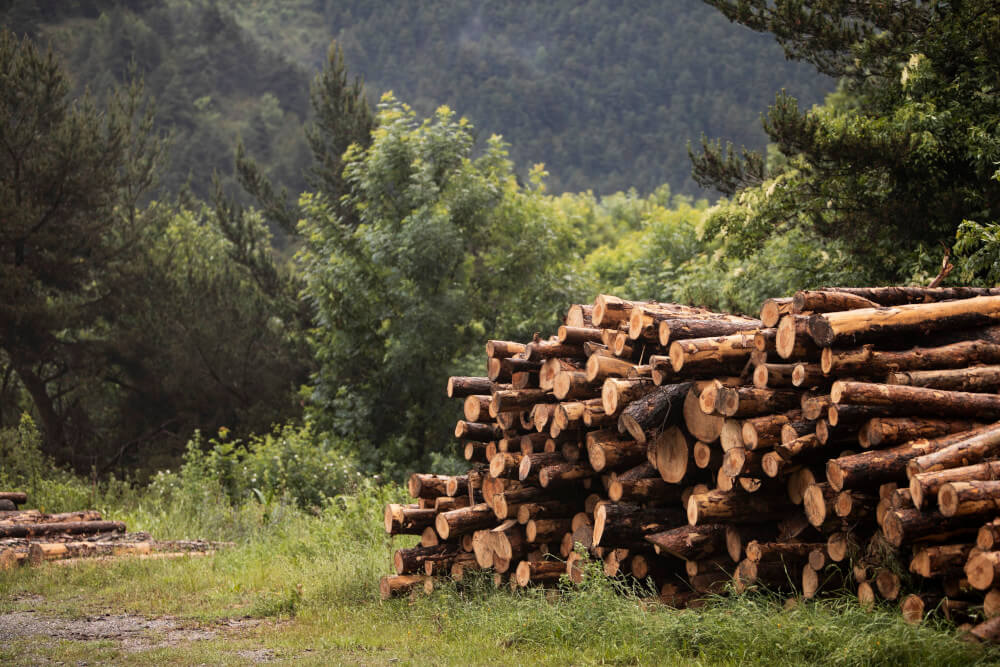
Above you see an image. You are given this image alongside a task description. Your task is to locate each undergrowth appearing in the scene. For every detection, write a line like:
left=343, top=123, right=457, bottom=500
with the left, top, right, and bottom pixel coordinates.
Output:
left=2, top=415, right=1000, bottom=664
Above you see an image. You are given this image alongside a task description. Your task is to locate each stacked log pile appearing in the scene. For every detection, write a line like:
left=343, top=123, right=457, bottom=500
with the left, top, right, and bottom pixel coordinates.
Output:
left=0, top=491, right=225, bottom=569
left=379, top=288, right=1000, bottom=641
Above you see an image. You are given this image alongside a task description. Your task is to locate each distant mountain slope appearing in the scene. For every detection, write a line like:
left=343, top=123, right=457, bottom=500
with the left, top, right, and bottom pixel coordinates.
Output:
left=225, top=0, right=833, bottom=195
left=5, top=0, right=831, bottom=199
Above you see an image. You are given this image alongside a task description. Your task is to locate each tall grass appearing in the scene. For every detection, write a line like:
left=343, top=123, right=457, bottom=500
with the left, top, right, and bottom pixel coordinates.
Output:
left=2, top=416, right=1000, bottom=664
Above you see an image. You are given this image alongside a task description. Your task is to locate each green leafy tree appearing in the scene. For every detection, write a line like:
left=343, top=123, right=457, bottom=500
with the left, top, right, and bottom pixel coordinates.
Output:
left=0, top=29, right=164, bottom=460
left=692, top=1, right=1000, bottom=281
left=298, top=95, right=583, bottom=474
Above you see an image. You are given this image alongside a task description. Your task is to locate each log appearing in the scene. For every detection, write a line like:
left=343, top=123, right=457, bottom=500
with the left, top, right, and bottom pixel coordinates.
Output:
left=435, top=504, right=496, bottom=540
left=394, top=544, right=460, bottom=575
left=553, top=371, right=599, bottom=401
left=658, top=318, right=760, bottom=347
left=721, top=448, right=766, bottom=478
left=979, top=519, right=1000, bottom=550
left=669, top=333, right=756, bottom=372
left=26, top=541, right=152, bottom=565
left=969, top=616, right=1000, bottom=643
left=827, top=532, right=859, bottom=563
left=517, top=452, right=565, bottom=482
left=881, top=508, right=979, bottom=547
left=525, top=340, right=586, bottom=362
left=463, top=395, right=491, bottom=422
left=693, top=441, right=723, bottom=470
left=812, top=286, right=1000, bottom=306
left=617, top=382, right=693, bottom=444
left=558, top=325, right=604, bottom=345
left=803, top=483, right=838, bottom=528
left=515, top=560, right=566, bottom=587
left=587, top=436, right=646, bottom=473
left=909, top=543, right=972, bottom=578
left=565, top=304, right=595, bottom=328
left=741, top=410, right=804, bottom=450
left=776, top=315, right=818, bottom=359
left=716, top=387, right=800, bottom=418
left=0, top=510, right=102, bottom=525
left=687, top=489, right=790, bottom=526
left=486, top=340, right=526, bottom=359
left=379, top=574, right=428, bottom=600
left=592, top=501, right=686, bottom=546
left=832, top=381, right=1000, bottom=422
left=608, top=477, right=683, bottom=503
left=802, top=563, right=846, bottom=599
left=601, top=378, right=656, bottom=416
left=809, top=295, right=1000, bottom=347
left=938, top=480, right=1000, bottom=518
left=801, top=395, right=832, bottom=421
left=907, top=424, right=1000, bottom=476
left=683, top=389, right=724, bottom=443
left=526, top=518, right=573, bottom=543
left=745, top=540, right=821, bottom=564
left=490, top=388, right=556, bottom=416
left=455, top=420, right=502, bottom=442
left=760, top=297, right=794, bottom=328
left=593, top=295, right=642, bottom=327
left=652, top=426, right=693, bottom=483
left=861, top=417, right=979, bottom=449
left=447, top=377, right=493, bottom=398
left=408, top=474, right=453, bottom=499
left=967, top=551, right=1000, bottom=590
left=539, top=462, right=596, bottom=487
left=0, top=521, right=126, bottom=538
left=821, top=340, right=1000, bottom=376
left=826, top=427, right=991, bottom=491
left=645, top=523, right=728, bottom=560
left=887, top=365, right=1000, bottom=392
left=540, top=358, right=584, bottom=391
left=0, top=492, right=27, bottom=504
left=792, top=290, right=878, bottom=313
left=516, top=500, right=578, bottom=525
left=910, top=461, right=1000, bottom=509
left=585, top=354, right=636, bottom=383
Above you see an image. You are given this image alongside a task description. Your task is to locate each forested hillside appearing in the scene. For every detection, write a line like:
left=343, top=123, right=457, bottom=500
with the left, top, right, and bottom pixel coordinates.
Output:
left=4, top=0, right=831, bottom=199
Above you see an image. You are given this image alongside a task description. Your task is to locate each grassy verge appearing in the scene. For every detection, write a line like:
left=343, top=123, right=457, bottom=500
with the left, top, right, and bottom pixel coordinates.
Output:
left=3, top=488, right=999, bottom=666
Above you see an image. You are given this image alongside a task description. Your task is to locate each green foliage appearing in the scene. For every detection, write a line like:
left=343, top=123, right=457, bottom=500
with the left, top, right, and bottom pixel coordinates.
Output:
left=298, top=95, right=586, bottom=475
left=695, top=1, right=1000, bottom=282
left=223, top=0, right=831, bottom=196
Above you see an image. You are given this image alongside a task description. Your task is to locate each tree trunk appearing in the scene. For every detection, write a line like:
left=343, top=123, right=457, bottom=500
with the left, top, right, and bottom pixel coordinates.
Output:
left=435, top=503, right=495, bottom=540
left=887, top=365, right=1000, bottom=392
left=809, top=295, right=1000, bottom=347
left=0, top=521, right=126, bottom=538
left=907, top=424, right=1000, bottom=476
left=644, top=523, right=728, bottom=560
left=792, top=289, right=878, bottom=313
left=687, top=489, right=790, bottom=525
left=658, top=318, right=760, bottom=347
left=861, top=417, right=979, bottom=449
left=617, top=382, right=692, bottom=444
left=832, top=381, right=1000, bottom=420
left=821, top=340, right=1000, bottom=376
left=668, top=333, right=757, bottom=372
left=909, top=460, right=1000, bottom=509
left=938, top=480, right=1000, bottom=518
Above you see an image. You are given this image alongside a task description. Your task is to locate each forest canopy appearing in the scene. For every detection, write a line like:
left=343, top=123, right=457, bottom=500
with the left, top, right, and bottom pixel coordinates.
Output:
left=2, top=1, right=999, bottom=480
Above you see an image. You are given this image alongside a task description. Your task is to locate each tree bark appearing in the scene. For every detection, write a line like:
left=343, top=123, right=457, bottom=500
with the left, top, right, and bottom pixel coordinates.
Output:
left=832, top=381, right=1000, bottom=420
left=617, top=382, right=692, bottom=444
left=909, top=460, right=1000, bottom=509
left=658, top=318, right=760, bottom=347
left=907, top=424, right=1000, bottom=476
left=0, top=521, right=126, bottom=538
left=808, top=295, right=1000, bottom=347
left=792, top=290, right=878, bottom=313
left=821, top=340, right=1000, bottom=376
left=938, top=480, right=1000, bottom=518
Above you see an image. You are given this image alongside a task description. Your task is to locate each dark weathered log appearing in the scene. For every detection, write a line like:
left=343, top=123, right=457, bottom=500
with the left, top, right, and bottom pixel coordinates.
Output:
left=860, top=417, right=979, bottom=449
left=617, top=382, right=693, bottom=444
left=0, top=520, right=126, bottom=538
left=592, top=501, right=686, bottom=546
left=809, top=295, right=1000, bottom=347
left=875, top=569, right=901, bottom=601
left=455, top=420, right=502, bottom=442
left=489, top=452, right=525, bottom=479
left=792, top=289, right=878, bottom=313
left=909, top=543, right=972, bottom=578
left=938, top=480, right=1000, bottom=518
left=394, top=544, right=460, bottom=575
left=645, top=523, right=728, bottom=560
left=969, top=615, right=1000, bottom=642
left=832, top=381, right=1000, bottom=421
left=658, top=318, right=760, bottom=347
left=447, top=377, right=493, bottom=398
left=538, top=462, right=596, bottom=488
left=907, top=424, right=1000, bottom=476
left=881, top=508, right=979, bottom=547
left=821, top=340, right=1000, bottom=377
left=0, top=492, right=27, bottom=504
left=745, top=540, right=822, bottom=564
left=910, top=460, right=1000, bottom=509
left=887, top=365, right=1000, bottom=392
